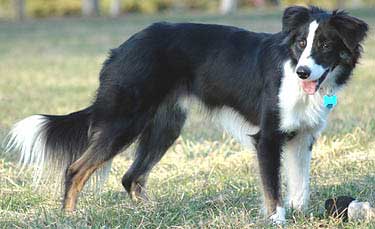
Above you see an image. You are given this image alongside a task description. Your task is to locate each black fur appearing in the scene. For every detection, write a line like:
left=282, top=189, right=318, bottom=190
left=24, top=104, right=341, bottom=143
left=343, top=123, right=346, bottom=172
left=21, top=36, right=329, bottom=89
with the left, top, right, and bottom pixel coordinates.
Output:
left=7, top=6, right=368, bottom=217
left=325, top=196, right=356, bottom=221
left=43, top=108, right=92, bottom=166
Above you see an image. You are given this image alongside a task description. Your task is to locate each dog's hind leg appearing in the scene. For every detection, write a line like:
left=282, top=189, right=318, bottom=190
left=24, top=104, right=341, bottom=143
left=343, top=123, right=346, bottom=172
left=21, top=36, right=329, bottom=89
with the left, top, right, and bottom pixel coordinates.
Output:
left=122, top=101, right=186, bottom=201
left=63, top=113, right=151, bottom=212
left=63, top=153, right=105, bottom=212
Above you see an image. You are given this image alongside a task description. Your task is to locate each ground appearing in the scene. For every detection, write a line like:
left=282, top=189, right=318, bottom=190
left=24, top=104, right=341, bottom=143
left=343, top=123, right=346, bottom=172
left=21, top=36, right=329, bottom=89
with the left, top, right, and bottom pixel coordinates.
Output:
left=0, top=8, right=374, bottom=228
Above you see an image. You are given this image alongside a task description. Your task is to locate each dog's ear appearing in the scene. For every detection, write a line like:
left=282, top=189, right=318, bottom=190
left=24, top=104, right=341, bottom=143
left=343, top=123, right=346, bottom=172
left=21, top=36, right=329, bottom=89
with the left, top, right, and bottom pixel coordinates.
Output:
left=282, top=6, right=310, bottom=33
left=330, top=10, right=368, bottom=52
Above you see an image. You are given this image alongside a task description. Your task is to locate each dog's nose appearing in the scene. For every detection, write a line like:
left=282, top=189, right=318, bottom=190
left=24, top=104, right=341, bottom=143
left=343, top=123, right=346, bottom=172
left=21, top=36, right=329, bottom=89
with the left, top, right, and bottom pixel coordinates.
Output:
left=296, top=66, right=311, bottom=79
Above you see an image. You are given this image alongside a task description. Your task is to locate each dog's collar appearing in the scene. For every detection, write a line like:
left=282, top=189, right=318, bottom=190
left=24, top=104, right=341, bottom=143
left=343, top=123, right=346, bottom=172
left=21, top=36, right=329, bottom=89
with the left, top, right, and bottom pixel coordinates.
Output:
left=317, top=69, right=330, bottom=89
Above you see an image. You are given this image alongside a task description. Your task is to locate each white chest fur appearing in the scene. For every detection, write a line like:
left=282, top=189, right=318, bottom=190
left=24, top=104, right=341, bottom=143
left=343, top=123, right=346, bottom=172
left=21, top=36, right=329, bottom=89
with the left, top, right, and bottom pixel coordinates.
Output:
left=279, top=60, right=330, bottom=133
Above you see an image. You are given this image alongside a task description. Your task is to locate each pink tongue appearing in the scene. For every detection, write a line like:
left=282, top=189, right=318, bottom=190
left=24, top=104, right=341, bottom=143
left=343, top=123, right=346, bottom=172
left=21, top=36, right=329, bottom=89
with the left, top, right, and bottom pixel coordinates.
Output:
left=301, top=80, right=318, bottom=95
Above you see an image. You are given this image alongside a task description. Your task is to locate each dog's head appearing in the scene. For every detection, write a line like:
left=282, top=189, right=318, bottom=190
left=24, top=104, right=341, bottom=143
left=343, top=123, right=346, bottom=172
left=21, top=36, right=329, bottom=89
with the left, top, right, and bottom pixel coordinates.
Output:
left=282, top=6, right=368, bottom=94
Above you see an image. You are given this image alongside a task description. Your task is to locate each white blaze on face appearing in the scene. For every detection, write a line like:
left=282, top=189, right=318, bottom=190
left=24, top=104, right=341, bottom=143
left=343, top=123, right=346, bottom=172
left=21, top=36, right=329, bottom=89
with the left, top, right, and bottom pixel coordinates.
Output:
left=296, top=21, right=326, bottom=81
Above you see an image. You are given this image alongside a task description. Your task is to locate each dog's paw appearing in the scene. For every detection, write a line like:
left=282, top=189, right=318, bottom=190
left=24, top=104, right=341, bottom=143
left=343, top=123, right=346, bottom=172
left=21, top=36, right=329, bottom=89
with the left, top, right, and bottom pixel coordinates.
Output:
left=270, top=206, right=286, bottom=225
left=129, top=182, right=149, bottom=202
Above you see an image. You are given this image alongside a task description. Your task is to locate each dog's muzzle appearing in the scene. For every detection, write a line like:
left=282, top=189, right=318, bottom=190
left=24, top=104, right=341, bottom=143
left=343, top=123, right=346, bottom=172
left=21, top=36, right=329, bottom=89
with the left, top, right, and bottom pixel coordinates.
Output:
left=299, top=68, right=330, bottom=95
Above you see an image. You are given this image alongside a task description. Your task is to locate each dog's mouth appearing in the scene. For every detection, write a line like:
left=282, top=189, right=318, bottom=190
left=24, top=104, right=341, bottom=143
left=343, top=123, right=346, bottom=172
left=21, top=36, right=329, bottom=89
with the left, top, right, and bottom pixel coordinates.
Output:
left=301, top=69, right=330, bottom=95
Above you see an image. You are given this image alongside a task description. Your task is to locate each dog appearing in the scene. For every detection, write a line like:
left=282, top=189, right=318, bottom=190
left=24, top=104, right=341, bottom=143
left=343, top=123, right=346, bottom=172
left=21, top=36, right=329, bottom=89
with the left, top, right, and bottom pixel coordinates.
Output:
left=6, top=6, right=368, bottom=223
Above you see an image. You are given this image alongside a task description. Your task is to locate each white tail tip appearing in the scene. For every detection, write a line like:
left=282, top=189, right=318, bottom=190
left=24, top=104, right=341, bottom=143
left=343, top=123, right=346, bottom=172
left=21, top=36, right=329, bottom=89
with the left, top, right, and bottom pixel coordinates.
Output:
left=6, top=115, right=48, bottom=184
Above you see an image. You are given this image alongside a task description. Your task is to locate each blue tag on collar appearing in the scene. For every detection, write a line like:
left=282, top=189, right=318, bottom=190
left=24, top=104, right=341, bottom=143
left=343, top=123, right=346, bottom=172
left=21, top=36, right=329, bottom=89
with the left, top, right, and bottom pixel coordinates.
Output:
left=323, top=95, right=337, bottom=109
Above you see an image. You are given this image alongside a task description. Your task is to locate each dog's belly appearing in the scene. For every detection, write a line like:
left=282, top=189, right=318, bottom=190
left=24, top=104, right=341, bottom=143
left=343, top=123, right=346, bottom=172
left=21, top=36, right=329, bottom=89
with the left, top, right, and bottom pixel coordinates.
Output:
left=213, top=107, right=259, bottom=150
left=179, top=95, right=259, bottom=151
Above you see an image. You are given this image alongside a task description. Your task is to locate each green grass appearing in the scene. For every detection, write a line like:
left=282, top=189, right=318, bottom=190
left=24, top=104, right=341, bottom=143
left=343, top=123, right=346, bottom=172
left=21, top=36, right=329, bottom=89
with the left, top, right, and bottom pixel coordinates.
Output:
left=1, top=8, right=375, bottom=228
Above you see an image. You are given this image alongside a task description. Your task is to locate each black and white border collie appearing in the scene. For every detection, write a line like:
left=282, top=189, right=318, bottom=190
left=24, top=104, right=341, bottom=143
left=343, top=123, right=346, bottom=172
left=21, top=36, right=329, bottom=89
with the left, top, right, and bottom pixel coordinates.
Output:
left=6, top=6, right=368, bottom=223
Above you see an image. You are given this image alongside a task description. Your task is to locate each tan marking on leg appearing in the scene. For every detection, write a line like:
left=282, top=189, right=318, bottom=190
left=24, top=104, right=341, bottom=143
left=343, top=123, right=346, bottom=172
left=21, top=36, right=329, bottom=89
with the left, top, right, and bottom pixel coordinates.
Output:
left=263, top=192, right=280, bottom=216
left=68, top=152, right=93, bottom=173
left=129, top=182, right=148, bottom=202
left=63, top=163, right=102, bottom=212
left=129, top=174, right=149, bottom=202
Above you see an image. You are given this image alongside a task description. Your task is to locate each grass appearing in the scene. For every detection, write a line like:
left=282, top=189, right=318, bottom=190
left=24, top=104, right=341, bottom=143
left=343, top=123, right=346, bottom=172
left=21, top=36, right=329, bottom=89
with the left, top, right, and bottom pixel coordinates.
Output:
left=1, top=8, right=375, bottom=228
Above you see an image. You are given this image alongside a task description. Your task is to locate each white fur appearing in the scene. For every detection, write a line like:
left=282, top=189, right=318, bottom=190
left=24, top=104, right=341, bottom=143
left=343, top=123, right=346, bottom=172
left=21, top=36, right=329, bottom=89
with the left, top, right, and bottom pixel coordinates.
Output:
left=270, top=206, right=286, bottom=224
left=283, top=132, right=315, bottom=211
left=296, top=20, right=327, bottom=81
left=5, top=115, right=48, bottom=184
left=279, top=60, right=330, bottom=133
left=179, top=95, right=259, bottom=151
left=213, top=106, right=259, bottom=150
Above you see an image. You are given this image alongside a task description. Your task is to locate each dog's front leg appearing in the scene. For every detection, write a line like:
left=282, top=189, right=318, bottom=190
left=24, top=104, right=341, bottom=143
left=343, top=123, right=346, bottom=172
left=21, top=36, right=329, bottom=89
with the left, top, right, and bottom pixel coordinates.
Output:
left=256, top=112, right=285, bottom=224
left=283, top=132, right=315, bottom=211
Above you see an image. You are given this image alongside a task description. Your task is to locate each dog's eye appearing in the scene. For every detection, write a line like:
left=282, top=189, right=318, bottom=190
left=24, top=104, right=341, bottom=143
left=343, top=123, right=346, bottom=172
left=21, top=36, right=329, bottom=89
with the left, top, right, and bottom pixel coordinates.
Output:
left=321, top=41, right=330, bottom=49
left=298, top=39, right=307, bottom=49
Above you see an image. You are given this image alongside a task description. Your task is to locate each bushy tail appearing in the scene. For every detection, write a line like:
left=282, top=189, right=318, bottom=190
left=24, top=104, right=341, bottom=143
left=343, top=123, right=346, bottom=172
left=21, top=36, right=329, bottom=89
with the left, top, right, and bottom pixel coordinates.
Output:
left=5, top=107, right=111, bottom=185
